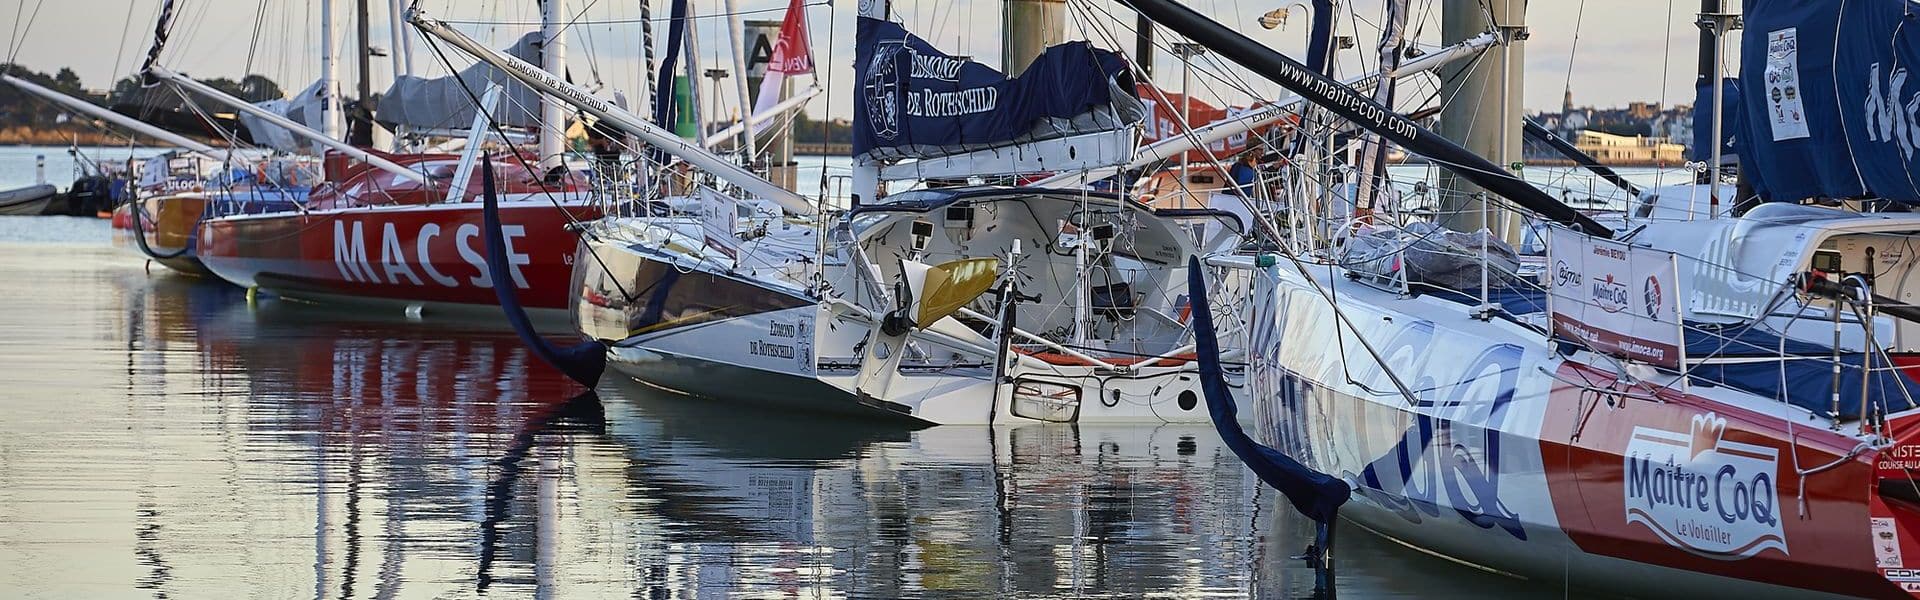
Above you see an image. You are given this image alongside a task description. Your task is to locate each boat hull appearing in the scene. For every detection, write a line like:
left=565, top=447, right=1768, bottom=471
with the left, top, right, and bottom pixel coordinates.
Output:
left=108, top=194, right=211, bottom=275
left=572, top=233, right=1224, bottom=425
left=0, top=184, right=56, bottom=216
left=197, top=199, right=599, bottom=310
left=1247, top=263, right=1916, bottom=598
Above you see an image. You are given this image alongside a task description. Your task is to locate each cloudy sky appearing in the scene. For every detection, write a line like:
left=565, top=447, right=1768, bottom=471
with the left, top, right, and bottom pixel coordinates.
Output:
left=2, top=0, right=1729, bottom=118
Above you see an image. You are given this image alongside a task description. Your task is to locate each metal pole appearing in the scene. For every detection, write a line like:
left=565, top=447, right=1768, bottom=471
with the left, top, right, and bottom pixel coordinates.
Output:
left=540, top=0, right=569, bottom=171
left=683, top=1, right=708, bottom=146
left=1705, top=0, right=1727, bottom=218
left=353, top=0, right=375, bottom=146
left=320, top=0, right=344, bottom=145
left=1181, top=49, right=1191, bottom=190
left=724, top=0, right=758, bottom=165
left=387, top=0, right=413, bottom=148
left=387, top=0, right=413, bottom=79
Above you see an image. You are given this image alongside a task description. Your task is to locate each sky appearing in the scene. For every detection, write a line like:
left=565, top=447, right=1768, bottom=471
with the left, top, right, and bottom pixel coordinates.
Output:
left=1, top=0, right=1732, bottom=119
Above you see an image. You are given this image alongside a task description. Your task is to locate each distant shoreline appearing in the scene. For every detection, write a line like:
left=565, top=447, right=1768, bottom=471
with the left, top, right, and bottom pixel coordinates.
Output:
left=0, top=127, right=206, bottom=148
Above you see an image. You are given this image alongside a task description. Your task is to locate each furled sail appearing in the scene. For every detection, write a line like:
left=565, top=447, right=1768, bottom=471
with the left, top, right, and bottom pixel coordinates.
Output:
left=376, top=32, right=546, bottom=131
left=852, top=16, right=1142, bottom=162
left=235, top=79, right=327, bottom=153
left=1739, top=0, right=1920, bottom=202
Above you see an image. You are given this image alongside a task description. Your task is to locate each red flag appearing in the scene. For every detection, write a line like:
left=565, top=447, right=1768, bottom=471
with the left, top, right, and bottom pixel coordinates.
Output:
left=752, top=0, right=815, bottom=121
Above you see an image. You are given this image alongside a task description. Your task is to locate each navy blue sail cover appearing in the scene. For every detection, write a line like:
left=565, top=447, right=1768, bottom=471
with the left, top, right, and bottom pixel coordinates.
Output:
left=1740, top=0, right=1920, bottom=202
left=1187, top=257, right=1350, bottom=524
left=853, top=16, right=1136, bottom=160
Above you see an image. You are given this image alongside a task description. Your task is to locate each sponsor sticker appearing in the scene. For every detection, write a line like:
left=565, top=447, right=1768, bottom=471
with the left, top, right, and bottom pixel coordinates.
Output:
left=1876, top=517, right=1906, bottom=569
left=1548, top=227, right=1686, bottom=368
left=1622, top=412, right=1788, bottom=559
left=1764, top=28, right=1811, bottom=141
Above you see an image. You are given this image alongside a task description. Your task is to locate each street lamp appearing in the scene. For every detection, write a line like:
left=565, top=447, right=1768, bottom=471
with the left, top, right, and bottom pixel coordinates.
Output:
left=1259, top=3, right=1310, bottom=30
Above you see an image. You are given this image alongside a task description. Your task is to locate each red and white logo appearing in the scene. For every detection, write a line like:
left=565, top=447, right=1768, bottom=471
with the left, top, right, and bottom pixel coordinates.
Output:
left=1623, top=412, right=1788, bottom=559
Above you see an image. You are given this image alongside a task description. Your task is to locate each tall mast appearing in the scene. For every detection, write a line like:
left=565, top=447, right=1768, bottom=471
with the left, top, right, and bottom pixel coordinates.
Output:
left=1003, top=0, right=1064, bottom=75
left=682, top=2, right=708, bottom=146
left=388, top=0, right=415, bottom=78
left=320, top=0, right=345, bottom=146
left=1698, top=0, right=1739, bottom=213
left=352, top=0, right=375, bottom=146
left=539, top=0, right=569, bottom=171
left=384, top=0, right=410, bottom=148
left=1436, top=0, right=1523, bottom=236
left=724, top=0, right=758, bottom=165
left=1353, top=0, right=1408, bottom=217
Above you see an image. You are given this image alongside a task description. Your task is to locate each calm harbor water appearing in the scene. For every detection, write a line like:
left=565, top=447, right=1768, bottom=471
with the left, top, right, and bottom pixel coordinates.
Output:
left=0, top=219, right=1598, bottom=597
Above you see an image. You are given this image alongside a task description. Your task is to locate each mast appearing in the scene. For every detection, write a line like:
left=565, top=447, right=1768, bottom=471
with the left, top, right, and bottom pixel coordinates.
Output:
left=320, top=0, right=345, bottom=146
left=387, top=0, right=414, bottom=148
left=1115, top=0, right=1610, bottom=237
left=682, top=2, right=708, bottom=146
left=351, top=0, right=376, bottom=147
left=724, top=0, right=758, bottom=164
left=1435, top=0, right=1523, bottom=235
left=1003, top=0, right=1065, bottom=75
left=539, top=0, right=569, bottom=172
left=388, top=0, right=414, bottom=78
left=1697, top=0, right=1739, bottom=212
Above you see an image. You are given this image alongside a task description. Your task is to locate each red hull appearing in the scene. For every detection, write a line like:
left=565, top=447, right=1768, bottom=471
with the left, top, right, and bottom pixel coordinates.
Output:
left=196, top=199, right=599, bottom=309
left=1544, top=362, right=1920, bottom=598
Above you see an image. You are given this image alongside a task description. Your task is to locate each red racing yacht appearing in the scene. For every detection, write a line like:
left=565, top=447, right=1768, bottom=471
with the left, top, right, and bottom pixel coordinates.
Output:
left=195, top=149, right=599, bottom=312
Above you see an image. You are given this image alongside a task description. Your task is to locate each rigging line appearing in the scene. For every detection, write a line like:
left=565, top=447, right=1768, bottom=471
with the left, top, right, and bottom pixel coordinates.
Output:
left=5, top=0, right=48, bottom=66
left=109, top=1, right=144, bottom=99
left=814, top=0, right=837, bottom=208
left=1076, top=0, right=1269, bottom=104
left=1563, top=0, right=1586, bottom=106
left=243, top=0, right=270, bottom=84
left=576, top=9, right=604, bottom=87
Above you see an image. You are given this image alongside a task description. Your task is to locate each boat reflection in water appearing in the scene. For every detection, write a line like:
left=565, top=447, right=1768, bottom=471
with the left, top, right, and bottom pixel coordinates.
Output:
left=0, top=253, right=1593, bottom=598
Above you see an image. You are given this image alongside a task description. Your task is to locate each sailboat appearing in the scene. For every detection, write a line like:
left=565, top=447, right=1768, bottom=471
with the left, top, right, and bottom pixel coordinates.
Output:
left=427, top=0, right=1261, bottom=425
left=1126, top=0, right=1920, bottom=596
left=147, top=2, right=603, bottom=314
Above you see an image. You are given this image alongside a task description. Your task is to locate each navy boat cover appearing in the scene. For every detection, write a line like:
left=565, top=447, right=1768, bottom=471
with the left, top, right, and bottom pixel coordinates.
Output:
left=1739, top=0, right=1920, bottom=202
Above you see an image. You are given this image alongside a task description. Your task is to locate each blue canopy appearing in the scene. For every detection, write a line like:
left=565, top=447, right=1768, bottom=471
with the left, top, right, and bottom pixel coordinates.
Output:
left=852, top=17, right=1136, bottom=161
left=1740, top=0, right=1920, bottom=202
